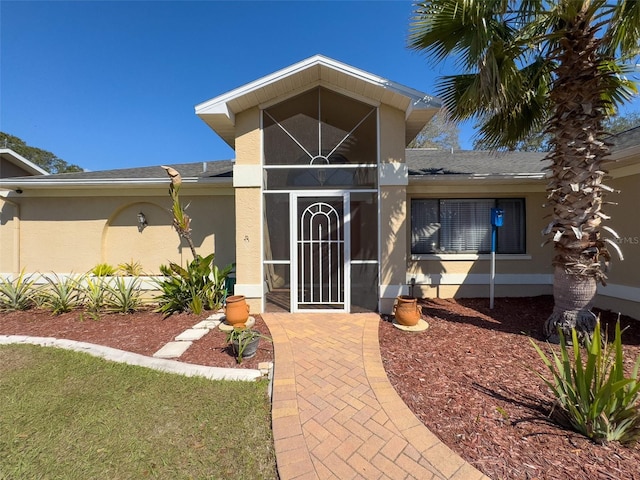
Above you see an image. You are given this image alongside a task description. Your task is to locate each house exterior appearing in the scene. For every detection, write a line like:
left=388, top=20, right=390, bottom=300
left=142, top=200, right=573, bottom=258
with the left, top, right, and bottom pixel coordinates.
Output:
left=1, top=55, right=638, bottom=319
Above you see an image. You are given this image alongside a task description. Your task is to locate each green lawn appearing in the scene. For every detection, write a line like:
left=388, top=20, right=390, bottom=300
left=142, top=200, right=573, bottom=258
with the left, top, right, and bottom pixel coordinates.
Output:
left=0, top=344, right=277, bottom=480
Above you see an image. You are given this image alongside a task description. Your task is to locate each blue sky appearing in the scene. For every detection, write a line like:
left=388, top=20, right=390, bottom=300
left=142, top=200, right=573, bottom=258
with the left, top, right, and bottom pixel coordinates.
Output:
left=1, top=1, right=639, bottom=172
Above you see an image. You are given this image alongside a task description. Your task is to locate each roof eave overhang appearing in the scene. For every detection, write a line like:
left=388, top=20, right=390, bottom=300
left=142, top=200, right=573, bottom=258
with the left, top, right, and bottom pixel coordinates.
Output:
left=408, top=173, right=547, bottom=185
left=195, top=54, right=441, bottom=149
left=0, top=148, right=50, bottom=176
left=0, top=177, right=232, bottom=191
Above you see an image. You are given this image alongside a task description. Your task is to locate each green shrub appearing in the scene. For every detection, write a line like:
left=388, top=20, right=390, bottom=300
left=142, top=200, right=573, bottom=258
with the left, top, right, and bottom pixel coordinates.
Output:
left=0, top=271, right=40, bottom=311
left=104, top=277, right=143, bottom=313
left=40, top=274, right=84, bottom=315
left=90, top=263, right=116, bottom=277
left=155, top=254, right=233, bottom=316
left=531, top=320, right=640, bottom=444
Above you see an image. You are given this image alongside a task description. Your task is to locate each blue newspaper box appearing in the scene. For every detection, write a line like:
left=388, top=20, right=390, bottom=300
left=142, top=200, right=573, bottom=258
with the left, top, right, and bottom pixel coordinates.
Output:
left=491, top=208, right=504, bottom=227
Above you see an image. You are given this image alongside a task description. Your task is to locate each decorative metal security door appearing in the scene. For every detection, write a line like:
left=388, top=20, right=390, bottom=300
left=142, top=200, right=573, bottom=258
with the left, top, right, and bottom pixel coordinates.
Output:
left=291, top=193, right=350, bottom=312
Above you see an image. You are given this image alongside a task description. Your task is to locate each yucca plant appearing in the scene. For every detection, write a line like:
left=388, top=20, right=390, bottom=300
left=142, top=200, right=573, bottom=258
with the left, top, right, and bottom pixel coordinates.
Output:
left=531, top=320, right=640, bottom=444
left=0, top=270, right=40, bottom=311
left=82, top=275, right=108, bottom=318
left=40, top=273, right=84, bottom=315
left=117, top=260, right=144, bottom=277
left=104, top=277, right=143, bottom=313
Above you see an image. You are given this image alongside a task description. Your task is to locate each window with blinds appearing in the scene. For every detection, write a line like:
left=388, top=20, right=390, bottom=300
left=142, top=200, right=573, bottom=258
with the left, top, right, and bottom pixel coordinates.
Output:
left=411, top=198, right=525, bottom=254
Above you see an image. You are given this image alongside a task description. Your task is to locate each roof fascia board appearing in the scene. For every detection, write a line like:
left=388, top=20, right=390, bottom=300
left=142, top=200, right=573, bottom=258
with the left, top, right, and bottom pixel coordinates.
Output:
left=409, top=173, right=546, bottom=183
left=0, top=177, right=232, bottom=189
left=195, top=54, right=437, bottom=116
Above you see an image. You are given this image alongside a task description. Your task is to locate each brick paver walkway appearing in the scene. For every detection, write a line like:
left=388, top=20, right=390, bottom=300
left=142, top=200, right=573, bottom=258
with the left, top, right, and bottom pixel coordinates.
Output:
left=263, top=312, right=490, bottom=480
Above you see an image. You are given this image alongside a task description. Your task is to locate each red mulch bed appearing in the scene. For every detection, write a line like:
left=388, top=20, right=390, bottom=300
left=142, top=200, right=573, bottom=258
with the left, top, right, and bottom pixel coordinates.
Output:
left=380, top=296, right=640, bottom=480
left=0, top=309, right=273, bottom=370
left=1, top=297, right=640, bottom=479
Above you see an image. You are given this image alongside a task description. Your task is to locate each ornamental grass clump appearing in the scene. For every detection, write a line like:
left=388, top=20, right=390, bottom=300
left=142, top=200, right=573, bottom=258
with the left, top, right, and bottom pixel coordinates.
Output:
left=0, top=270, right=40, bottom=311
left=40, top=273, right=84, bottom=315
left=531, top=320, right=640, bottom=444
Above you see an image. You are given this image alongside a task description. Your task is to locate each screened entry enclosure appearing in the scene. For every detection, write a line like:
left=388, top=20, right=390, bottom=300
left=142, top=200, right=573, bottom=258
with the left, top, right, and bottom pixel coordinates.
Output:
left=263, top=87, right=379, bottom=312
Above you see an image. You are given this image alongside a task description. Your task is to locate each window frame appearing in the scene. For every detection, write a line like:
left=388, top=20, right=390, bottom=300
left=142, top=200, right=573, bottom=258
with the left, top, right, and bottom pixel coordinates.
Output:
left=410, top=198, right=526, bottom=255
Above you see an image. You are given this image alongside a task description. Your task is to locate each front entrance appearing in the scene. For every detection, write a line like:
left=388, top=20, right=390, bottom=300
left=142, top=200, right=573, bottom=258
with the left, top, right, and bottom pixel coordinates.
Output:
left=291, top=193, right=349, bottom=312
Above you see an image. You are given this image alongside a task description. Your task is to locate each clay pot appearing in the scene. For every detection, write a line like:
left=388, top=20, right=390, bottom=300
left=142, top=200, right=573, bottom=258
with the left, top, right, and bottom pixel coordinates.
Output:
left=225, top=295, right=250, bottom=327
left=393, top=295, right=420, bottom=326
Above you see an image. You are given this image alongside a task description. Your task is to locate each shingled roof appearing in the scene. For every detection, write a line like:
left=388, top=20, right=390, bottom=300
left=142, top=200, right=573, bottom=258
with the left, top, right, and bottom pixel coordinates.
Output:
left=406, top=149, right=548, bottom=176
left=34, top=160, right=234, bottom=180
left=2, top=126, right=638, bottom=188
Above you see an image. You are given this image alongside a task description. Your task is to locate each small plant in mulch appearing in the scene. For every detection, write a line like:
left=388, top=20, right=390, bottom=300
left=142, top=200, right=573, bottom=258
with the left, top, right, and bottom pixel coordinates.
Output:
left=531, top=319, right=640, bottom=445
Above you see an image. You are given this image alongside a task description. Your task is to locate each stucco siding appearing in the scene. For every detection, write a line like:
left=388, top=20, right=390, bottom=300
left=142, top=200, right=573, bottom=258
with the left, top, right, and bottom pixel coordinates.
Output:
left=0, top=199, right=18, bottom=273
left=378, top=104, right=408, bottom=304
left=602, top=174, right=639, bottom=288
left=235, top=107, right=261, bottom=166
left=4, top=193, right=235, bottom=275
left=595, top=172, right=640, bottom=319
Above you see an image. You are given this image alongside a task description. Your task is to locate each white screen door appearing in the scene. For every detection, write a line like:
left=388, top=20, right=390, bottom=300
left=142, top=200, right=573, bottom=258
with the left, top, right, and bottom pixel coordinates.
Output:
left=291, top=192, right=350, bottom=312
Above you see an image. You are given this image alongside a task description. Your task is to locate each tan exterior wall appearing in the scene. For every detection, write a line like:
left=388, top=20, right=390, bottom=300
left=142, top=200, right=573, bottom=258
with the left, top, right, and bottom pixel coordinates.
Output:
left=236, top=108, right=261, bottom=166
left=1, top=188, right=235, bottom=276
left=595, top=170, right=640, bottom=319
left=0, top=199, right=19, bottom=273
left=234, top=107, right=263, bottom=312
left=406, top=182, right=554, bottom=300
left=378, top=104, right=408, bottom=313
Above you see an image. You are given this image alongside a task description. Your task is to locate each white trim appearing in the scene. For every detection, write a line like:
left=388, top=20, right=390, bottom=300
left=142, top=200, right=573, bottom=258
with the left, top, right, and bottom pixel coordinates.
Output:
left=379, top=162, right=408, bottom=186
left=233, top=283, right=263, bottom=298
left=232, top=164, right=262, bottom=187
left=411, top=254, right=532, bottom=261
left=597, top=283, right=640, bottom=303
left=264, top=164, right=376, bottom=169
left=376, top=107, right=382, bottom=313
left=0, top=273, right=164, bottom=291
left=195, top=55, right=438, bottom=115
left=406, top=273, right=553, bottom=286
left=0, top=177, right=232, bottom=189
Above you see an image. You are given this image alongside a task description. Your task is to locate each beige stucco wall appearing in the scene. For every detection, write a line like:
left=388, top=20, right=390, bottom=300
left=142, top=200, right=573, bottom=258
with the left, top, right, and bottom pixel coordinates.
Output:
left=379, top=105, right=408, bottom=314
left=595, top=169, right=640, bottom=319
left=1, top=188, right=235, bottom=276
left=406, top=182, right=554, bottom=300
left=0, top=198, right=19, bottom=273
left=233, top=107, right=263, bottom=313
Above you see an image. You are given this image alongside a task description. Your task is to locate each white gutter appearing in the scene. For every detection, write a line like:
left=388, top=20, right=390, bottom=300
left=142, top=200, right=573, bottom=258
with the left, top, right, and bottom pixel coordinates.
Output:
left=408, top=172, right=546, bottom=183
left=0, top=176, right=233, bottom=189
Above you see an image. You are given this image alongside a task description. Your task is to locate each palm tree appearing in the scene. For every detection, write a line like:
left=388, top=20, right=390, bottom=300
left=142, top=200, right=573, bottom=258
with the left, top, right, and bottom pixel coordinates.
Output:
left=409, top=0, right=640, bottom=341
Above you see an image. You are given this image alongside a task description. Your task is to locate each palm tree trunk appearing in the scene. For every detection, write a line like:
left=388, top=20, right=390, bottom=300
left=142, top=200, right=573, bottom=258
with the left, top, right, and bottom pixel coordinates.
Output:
left=544, top=266, right=597, bottom=343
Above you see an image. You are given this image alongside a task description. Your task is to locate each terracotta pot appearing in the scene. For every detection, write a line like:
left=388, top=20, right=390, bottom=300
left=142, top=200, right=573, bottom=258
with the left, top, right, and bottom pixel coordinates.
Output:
left=393, top=295, right=420, bottom=326
left=225, top=295, right=250, bottom=327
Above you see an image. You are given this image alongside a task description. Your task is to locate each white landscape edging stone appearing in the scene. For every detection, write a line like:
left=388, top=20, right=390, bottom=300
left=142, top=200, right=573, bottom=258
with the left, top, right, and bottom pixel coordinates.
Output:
left=0, top=335, right=262, bottom=382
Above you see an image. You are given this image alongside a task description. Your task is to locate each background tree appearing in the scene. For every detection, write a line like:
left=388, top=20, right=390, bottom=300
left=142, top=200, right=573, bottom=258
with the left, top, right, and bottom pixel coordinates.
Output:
left=476, top=111, right=640, bottom=152
left=408, top=109, right=461, bottom=149
left=0, top=132, right=83, bottom=173
left=409, top=0, right=640, bottom=341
